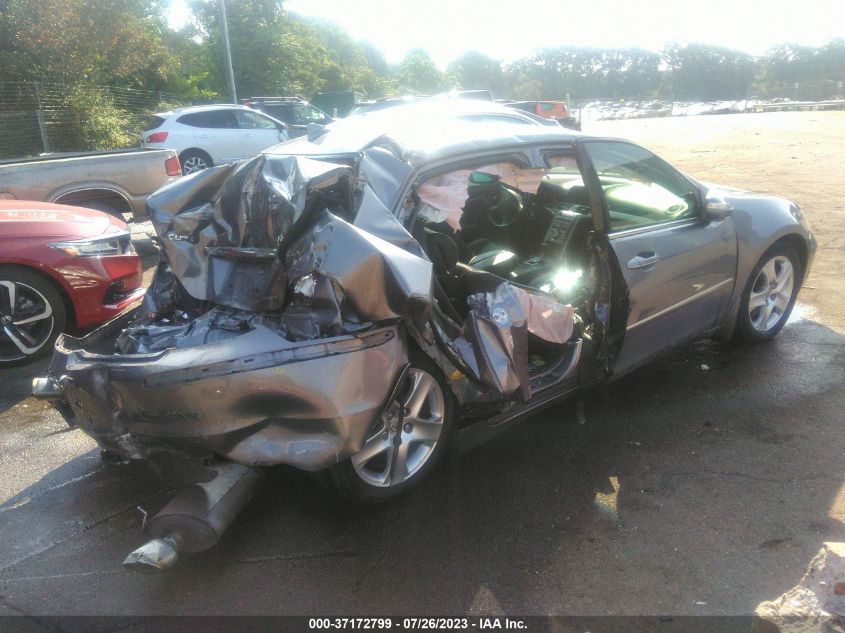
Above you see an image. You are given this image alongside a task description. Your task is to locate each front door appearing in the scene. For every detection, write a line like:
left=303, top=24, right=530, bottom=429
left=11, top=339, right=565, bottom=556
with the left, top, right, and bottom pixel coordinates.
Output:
left=232, top=110, right=284, bottom=157
left=579, top=140, right=738, bottom=376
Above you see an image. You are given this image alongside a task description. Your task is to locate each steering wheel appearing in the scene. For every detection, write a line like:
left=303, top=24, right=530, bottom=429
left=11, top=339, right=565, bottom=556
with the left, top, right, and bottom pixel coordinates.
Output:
left=486, top=185, right=525, bottom=228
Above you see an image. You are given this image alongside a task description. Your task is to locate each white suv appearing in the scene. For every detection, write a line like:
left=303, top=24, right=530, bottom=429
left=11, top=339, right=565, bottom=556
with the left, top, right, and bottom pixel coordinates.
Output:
left=141, top=104, right=290, bottom=175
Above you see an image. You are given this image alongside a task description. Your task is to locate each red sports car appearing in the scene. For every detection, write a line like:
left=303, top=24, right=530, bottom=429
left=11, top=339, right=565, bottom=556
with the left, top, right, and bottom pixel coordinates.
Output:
left=0, top=200, right=144, bottom=364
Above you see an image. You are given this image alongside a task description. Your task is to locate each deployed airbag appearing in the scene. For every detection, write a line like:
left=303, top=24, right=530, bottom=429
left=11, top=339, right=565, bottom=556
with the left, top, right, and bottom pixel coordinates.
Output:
left=452, top=282, right=575, bottom=401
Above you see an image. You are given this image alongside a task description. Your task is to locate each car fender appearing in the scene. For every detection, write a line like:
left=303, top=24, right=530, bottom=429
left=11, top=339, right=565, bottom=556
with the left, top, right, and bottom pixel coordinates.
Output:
left=714, top=189, right=815, bottom=338
left=0, top=252, right=77, bottom=313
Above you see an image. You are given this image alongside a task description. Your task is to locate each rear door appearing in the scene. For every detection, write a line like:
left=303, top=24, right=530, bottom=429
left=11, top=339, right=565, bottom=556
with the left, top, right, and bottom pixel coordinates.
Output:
left=182, top=110, right=240, bottom=163
left=578, top=140, right=737, bottom=376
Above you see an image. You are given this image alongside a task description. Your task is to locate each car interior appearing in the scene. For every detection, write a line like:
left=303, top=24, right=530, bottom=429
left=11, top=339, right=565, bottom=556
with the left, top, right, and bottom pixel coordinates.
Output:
left=405, top=145, right=703, bottom=384
left=409, top=157, right=596, bottom=378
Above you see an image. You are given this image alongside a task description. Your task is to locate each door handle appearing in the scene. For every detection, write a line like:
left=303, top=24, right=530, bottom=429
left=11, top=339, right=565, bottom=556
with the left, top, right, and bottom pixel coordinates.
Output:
left=627, top=252, right=659, bottom=269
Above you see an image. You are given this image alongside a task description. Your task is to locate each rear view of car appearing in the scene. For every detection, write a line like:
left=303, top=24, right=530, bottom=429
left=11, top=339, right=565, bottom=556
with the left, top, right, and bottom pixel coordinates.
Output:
left=0, top=201, right=144, bottom=364
left=141, top=105, right=290, bottom=174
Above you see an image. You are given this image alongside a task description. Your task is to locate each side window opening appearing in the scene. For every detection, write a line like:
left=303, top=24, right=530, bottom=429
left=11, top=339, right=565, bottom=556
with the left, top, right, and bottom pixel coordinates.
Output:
left=292, top=105, right=327, bottom=125
left=410, top=156, right=592, bottom=381
left=180, top=110, right=237, bottom=129
left=413, top=156, right=592, bottom=286
left=584, top=141, right=699, bottom=232
left=234, top=110, right=277, bottom=130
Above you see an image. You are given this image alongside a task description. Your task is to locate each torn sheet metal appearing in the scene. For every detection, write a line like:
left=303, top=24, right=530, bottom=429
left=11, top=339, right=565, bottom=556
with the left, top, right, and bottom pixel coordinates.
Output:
left=51, top=317, right=408, bottom=471
left=357, top=145, right=413, bottom=213
left=452, top=282, right=574, bottom=402
left=353, top=183, right=427, bottom=259
left=286, top=210, right=432, bottom=332
left=146, top=155, right=352, bottom=311
left=38, top=149, right=433, bottom=472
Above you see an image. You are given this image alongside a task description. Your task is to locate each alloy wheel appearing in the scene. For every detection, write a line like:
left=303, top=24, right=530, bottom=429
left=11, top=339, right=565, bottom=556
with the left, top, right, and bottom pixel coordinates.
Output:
left=182, top=156, right=209, bottom=174
left=748, top=255, right=794, bottom=333
left=352, top=368, right=446, bottom=488
left=0, top=280, right=55, bottom=362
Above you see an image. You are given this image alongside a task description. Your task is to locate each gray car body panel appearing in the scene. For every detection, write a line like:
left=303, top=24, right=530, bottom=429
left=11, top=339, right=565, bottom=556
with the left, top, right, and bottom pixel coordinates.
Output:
left=50, top=316, right=406, bottom=471
left=706, top=185, right=816, bottom=341
left=37, top=119, right=816, bottom=472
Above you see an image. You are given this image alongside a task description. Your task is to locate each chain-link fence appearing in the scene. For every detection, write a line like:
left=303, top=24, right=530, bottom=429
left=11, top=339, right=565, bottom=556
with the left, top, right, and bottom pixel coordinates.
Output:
left=0, top=81, right=189, bottom=160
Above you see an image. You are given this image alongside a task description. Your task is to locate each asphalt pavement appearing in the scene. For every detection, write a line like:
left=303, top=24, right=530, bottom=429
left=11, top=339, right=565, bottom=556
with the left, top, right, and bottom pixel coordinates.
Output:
left=0, top=299, right=842, bottom=618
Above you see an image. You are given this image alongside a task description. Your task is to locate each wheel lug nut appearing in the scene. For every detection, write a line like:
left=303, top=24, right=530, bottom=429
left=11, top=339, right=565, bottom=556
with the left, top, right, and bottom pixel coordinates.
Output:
left=403, top=423, right=413, bottom=433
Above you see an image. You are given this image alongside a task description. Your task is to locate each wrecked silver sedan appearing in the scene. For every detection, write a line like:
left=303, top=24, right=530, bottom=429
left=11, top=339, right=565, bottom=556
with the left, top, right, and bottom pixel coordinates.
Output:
left=34, top=116, right=815, bottom=570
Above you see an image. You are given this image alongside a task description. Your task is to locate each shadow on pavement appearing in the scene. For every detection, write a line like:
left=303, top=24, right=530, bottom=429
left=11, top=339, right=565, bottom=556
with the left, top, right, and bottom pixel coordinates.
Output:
left=0, top=357, right=50, bottom=415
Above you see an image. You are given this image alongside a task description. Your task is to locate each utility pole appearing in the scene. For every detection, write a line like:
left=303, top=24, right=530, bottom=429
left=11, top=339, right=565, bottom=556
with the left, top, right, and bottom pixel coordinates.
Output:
left=218, top=0, right=237, bottom=103
left=33, top=82, right=50, bottom=153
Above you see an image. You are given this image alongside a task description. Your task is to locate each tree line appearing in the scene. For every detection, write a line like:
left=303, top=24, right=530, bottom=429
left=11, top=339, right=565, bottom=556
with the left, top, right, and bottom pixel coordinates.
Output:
left=1, top=0, right=843, bottom=148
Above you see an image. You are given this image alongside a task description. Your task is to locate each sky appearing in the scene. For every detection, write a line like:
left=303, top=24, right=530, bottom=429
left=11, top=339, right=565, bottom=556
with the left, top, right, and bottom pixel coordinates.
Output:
left=168, top=0, right=844, bottom=68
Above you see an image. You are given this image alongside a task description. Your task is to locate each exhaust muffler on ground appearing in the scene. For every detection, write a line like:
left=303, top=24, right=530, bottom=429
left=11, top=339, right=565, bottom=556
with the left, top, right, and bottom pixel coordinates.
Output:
left=123, top=461, right=262, bottom=574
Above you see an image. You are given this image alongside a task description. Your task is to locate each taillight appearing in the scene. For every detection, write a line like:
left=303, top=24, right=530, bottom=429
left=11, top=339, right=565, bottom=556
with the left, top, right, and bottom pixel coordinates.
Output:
left=165, top=155, right=182, bottom=177
left=146, top=131, right=169, bottom=143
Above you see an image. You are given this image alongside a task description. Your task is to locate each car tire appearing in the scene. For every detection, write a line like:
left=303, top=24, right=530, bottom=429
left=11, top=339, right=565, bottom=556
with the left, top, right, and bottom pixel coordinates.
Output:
left=328, top=354, right=456, bottom=504
left=734, top=241, right=801, bottom=343
left=179, top=149, right=213, bottom=175
left=0, top=268, right=67, bottom=365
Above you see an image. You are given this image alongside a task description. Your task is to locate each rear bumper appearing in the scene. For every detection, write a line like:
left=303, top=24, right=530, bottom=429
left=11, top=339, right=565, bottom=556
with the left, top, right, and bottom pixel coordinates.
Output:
left=40, top=314, right=407, bottom=471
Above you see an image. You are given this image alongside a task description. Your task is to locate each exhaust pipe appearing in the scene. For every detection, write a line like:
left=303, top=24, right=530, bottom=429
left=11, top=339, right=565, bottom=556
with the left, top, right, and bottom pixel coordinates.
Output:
left=123, top=461, right=262, bottom=574
left=32, top=376, right=63, bottom=400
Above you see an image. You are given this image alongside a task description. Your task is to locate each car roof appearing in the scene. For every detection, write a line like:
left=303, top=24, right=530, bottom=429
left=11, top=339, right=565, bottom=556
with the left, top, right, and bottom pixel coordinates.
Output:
left=155, top=103, right=288, bottom=127
left=270, top=101, right=586, bottom=167
left=155, top=103, right=257, bottom=117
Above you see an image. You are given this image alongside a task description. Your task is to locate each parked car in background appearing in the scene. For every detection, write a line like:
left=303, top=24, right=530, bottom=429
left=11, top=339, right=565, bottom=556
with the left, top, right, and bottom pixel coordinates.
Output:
left=506, top=100, right=581, bottom=130
left=350, top=96, right=425, bottom=116
left=141, top=104, right=289, bottom=174
left=0, top=149, right=181, bottom=222
left=351, top=92, right=496, bottom=117
left=345, top=99, right=562, bottom=129
left=310, top=91, right=363, bottom=117
left=0, top=200, right=143, bottom=364
left=242, top=97, right=333, bottom=138
left=434, top=89, right=495, bottom=102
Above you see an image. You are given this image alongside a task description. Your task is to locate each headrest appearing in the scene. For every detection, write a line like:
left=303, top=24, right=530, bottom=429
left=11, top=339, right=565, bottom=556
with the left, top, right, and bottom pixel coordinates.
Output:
left=566, top=185, right=591, bottom=208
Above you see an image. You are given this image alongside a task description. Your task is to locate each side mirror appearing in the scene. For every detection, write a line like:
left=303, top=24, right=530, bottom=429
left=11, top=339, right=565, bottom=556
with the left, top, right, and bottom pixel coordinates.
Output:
left=703, top=190, right=733, bottom=221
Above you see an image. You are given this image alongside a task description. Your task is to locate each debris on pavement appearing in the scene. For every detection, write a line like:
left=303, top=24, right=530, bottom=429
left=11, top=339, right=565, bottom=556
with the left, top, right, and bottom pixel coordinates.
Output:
left=753, top=542, right=845, bottom=632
